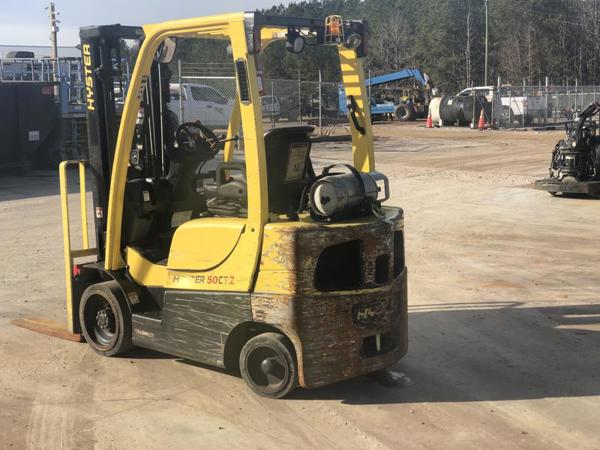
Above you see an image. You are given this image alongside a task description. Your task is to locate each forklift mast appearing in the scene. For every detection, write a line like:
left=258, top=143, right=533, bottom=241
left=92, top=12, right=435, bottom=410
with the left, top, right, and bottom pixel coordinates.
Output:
left=79, top=25, right=144, bottom=260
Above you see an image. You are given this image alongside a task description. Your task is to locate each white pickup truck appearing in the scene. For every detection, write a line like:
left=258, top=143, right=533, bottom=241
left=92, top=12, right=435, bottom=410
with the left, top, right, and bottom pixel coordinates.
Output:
left=457, top=86, right=547, bottom=125
left=169, top=83, right=234, bottom=130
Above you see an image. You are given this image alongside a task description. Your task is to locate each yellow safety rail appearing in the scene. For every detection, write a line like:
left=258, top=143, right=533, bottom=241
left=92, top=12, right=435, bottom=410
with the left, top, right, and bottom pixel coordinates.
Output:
left=59, top=160, right=97, bottom=333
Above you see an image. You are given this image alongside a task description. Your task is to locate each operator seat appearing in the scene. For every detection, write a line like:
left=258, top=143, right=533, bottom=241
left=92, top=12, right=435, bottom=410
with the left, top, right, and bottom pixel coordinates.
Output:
left=148, top=160, right=207, bottom=238
left=121, top=177, right=157, bottom=246
left=263, top=126, right=315, bottom=215
left=209, top=126, right=314, bottom=217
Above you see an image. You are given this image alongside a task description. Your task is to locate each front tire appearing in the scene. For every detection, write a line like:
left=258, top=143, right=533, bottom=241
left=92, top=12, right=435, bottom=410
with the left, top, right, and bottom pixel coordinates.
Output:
left=239, top=333, right=298, bottom=398
left=80, top=281, right=133, bottom=357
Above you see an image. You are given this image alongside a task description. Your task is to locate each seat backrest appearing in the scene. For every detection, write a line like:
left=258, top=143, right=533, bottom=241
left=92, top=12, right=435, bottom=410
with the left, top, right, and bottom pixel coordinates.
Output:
left=122, top=178, right=156, bottom=245
left=263, top=126, right=314, bottom=215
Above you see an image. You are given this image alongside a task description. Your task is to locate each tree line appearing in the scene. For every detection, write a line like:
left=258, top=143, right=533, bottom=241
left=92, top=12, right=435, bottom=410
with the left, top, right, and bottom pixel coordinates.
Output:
left=260, top=0, right=600, bottom=93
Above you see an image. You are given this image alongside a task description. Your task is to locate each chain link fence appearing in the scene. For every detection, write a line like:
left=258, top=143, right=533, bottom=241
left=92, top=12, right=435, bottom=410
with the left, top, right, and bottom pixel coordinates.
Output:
left=174, top=61, right=348, bottom=135
left=465, top=83, right=600, bottom=129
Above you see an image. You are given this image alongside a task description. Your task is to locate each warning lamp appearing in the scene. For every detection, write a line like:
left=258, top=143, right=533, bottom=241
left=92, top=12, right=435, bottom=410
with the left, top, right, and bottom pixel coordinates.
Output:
left=325, top=15, right=344, bottom=45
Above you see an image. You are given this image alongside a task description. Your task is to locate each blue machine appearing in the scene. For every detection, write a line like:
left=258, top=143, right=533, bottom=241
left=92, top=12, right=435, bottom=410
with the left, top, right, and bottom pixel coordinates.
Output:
left=339, top=68, right=431, bottom=121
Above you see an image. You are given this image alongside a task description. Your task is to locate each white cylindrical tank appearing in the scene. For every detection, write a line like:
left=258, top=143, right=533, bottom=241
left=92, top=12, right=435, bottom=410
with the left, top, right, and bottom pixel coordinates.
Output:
left=429, top=97, right=442, bottom=125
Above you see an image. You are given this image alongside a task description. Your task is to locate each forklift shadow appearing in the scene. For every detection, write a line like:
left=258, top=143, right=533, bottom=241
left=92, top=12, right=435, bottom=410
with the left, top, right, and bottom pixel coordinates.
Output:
left=543, top=193, right=600, bottom=201
left=122, top=347, right=178, bottom=360
left=0, top=170, right=83, bottom=203
left=123, top=348, right=239, bottom=378
left=287, top=301, right=600, bottom=405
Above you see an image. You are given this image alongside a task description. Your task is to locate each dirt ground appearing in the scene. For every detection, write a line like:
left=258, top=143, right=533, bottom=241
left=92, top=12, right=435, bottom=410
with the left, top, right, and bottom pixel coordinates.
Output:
left=1, top=123, right=600, bottom=449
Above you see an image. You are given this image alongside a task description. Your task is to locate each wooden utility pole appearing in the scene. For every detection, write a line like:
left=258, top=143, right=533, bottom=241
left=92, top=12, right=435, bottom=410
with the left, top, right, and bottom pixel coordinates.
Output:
left=484, top=0, right=489, bottom=86
left=47, top=2, right=59, bottom=82
left=466, top=0, right=472, bottom=87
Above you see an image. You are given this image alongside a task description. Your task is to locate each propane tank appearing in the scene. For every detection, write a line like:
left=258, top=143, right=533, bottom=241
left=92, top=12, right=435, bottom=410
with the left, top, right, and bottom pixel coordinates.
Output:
left=309, top=170, right=390, bottom=219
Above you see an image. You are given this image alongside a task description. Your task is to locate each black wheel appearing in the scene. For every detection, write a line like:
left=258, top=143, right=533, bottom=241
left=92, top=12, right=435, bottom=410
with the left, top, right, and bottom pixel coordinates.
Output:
left=396, top=104, right=415, bottom=122
left=80, top=281, right=133, bottom=357
left=239, top=332, right=298, bottom=398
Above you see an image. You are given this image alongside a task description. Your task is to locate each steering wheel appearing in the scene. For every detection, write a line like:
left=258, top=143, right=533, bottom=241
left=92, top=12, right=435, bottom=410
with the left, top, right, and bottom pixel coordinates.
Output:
left=170, top=121, right=220, bottom=163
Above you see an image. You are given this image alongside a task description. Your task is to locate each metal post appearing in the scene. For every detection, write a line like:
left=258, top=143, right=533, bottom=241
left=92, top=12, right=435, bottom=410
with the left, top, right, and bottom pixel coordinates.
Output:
left=491, top=86, right=495, bottom=128
left=575, top=79, right=578, bottom=110
left=545, top=76, right=549, bottom=125
left=318, top=69, right=323, bottom=133
left=495, top=75, right=501, bottom=128
left=471, top=88, right=476, bottom=128
left=522, top=79, right=526, bottom=127
left=484, top=0, right=489, bottom=86
left=178, top=59, right=184, bottom=123
left=508, top=89, right=512, bottom=127
left=368, top=69, right=371, bottom=104
left=271, top=80, right=275, bottom=128
left=124, top=62, right=131, bottom=98
left=47, top=2, right=60, bottom=98
left=298, top=69, right=302, bottom=125
left=566, top=81, right=570, bottom=117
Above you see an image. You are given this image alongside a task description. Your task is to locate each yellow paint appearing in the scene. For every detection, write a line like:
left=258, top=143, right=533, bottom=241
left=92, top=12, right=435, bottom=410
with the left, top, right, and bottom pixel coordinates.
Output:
left=82, top=44, right=95, bottom=111
left=78, top=163, right=90, bottom=249
left=223, top=97, right=241, bottom=162
left=338, top=47, right=375, bottom=172
left=59, top=160, right=96, bottom=333
left=167, top=218, right=246, bottom=271
left=126, top=247, right=168, bottom=287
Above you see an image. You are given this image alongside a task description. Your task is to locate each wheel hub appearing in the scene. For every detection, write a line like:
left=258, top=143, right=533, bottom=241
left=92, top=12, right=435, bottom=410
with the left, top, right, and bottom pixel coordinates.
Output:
left=96, top=307, right=114, bottom=331
left=260, top=357, right=277, bottom=375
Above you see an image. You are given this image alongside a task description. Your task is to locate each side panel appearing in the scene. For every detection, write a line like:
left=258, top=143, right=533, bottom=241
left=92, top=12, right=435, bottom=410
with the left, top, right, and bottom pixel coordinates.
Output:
left=167, top=218, right=246, bottom=271
left=0, top=85, right=20, bottom=165
left=132, top=290, right=252, bottom=367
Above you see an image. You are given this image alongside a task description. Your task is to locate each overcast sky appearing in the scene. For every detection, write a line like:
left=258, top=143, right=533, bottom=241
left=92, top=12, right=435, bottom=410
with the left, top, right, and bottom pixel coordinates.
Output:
left=1, top=0, right=292, bottom=46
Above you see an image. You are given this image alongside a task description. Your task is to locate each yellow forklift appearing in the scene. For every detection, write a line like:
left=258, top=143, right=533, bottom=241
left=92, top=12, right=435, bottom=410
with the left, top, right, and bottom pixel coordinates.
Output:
left=57, top=12, right=407, bottom=398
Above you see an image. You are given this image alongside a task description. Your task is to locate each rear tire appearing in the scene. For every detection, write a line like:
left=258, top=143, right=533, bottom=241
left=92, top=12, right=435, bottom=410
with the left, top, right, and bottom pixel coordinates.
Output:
left=239, top=332, right=298, bottom=398
left=80, top=281, right=133, bottom=357
left=396, top=104, right=415, bottom=122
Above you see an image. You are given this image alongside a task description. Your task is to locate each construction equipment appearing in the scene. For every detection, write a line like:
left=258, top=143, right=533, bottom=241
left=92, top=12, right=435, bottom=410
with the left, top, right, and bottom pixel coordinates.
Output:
left=535, top=102, right=600, bottom=196
left=339, top=67, right=434, bottom=121
left=52, top=13, right=407, bottom=398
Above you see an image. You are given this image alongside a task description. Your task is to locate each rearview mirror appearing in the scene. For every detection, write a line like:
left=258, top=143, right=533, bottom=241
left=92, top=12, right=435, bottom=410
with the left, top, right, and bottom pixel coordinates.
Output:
left=155, top=37, right=177, bottom=64
left=286, top=30, right=305, bottom=54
